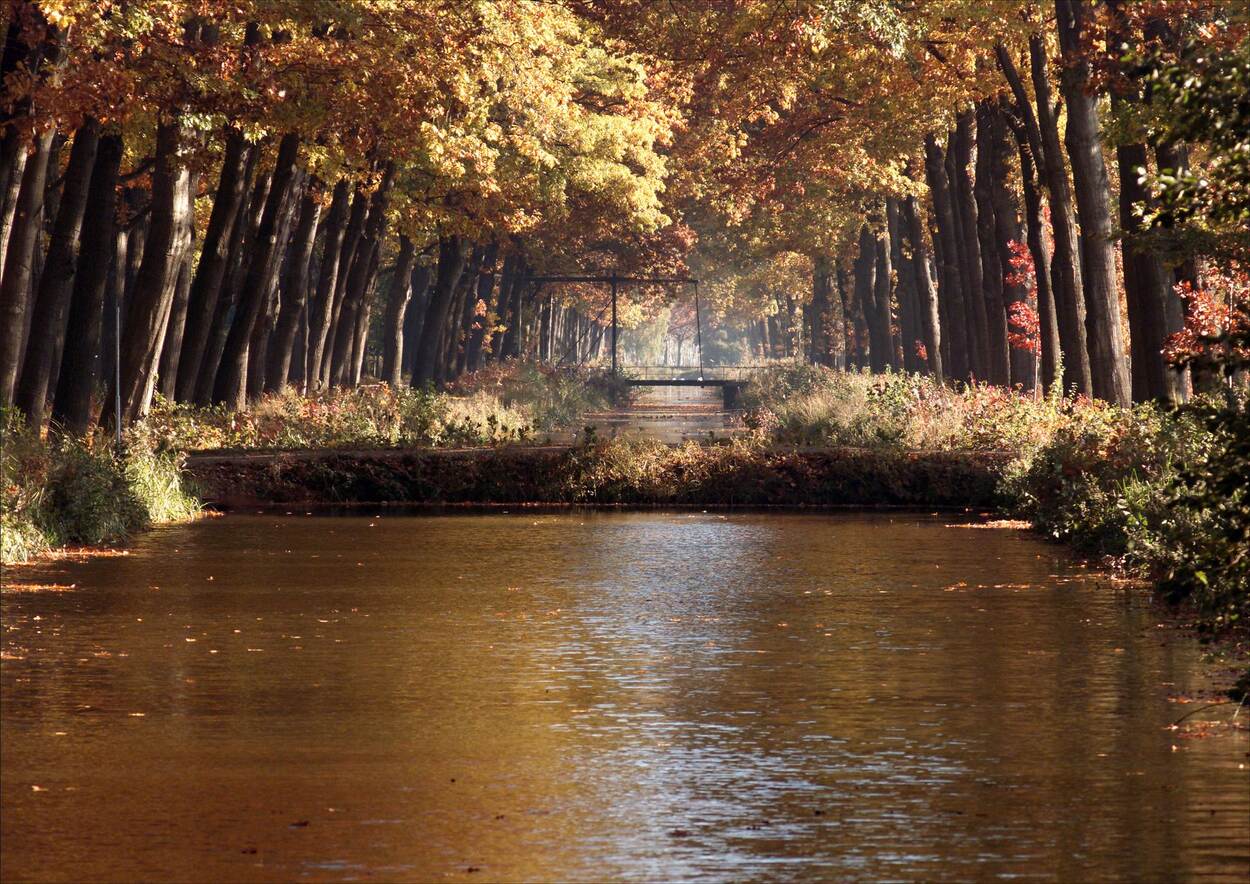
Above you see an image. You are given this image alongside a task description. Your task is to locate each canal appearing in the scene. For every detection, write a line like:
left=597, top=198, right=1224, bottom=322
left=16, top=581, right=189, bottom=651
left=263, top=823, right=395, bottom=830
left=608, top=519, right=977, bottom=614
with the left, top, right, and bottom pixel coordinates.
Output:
left=2, top=511, right=1247, bottom=881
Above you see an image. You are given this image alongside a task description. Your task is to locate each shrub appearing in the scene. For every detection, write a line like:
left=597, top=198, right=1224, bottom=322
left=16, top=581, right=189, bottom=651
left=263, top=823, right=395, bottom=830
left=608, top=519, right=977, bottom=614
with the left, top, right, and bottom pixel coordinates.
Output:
left=1, top=409, right=200, bottom=566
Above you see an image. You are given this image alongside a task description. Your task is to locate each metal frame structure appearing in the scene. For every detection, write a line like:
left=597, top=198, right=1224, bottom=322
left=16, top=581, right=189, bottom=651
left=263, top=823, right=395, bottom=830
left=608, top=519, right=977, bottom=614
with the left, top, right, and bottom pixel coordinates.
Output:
left=520, top=273, right=700, bottom=377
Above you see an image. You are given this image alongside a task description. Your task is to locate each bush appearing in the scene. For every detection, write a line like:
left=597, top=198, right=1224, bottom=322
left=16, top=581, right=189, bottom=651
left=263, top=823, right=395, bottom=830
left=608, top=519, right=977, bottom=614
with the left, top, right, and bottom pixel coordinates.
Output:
left=1, top=409, right=200, bottom=566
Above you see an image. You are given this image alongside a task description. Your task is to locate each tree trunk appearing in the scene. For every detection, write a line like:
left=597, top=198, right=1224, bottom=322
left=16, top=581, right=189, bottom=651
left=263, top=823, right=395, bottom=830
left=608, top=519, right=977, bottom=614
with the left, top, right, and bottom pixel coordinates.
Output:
left=403, top=263, right=432, bottom=378
left=902, top=194, right=942, bottom=380
left=320, top=184, right=368, bottom=386
left=987, top=103, right=1036, bottom=391
left=950, top=114, right=990, bottom=381
left=381, top=234, right=417, bottom=386
left=465, top=241, right=499, bottom=372
left=51, top=131, right=123, bottom=434
left=305, top=179, right=349, bottom=388
left=108, top=122, right=195, bottom=423
left=176, top=129, right=252, bottom=401
left=349, top=249, right=379, bottom=385
left=886, top=198, right=921, bottom=373
left=1056, top=0, right=1130, bottom=405
left=1029, top=34, right=1093, bottom=397
left=1005, top=110, right=1062, bottom=394
left=853, top=224, right=884, bottom=372
left=873, top=233, right=899, bottom=370
left=412, top=235, right=469, bottom=386
left=248, top=168, right=306, bottom=399
left=265, top=183, right=321, bottom=392
left=194, top=164, right=269, bottom=404
left=212, top=132, right=301, bottom=408
left=332, top=166, right=394, bottom=386
left=0, top=126, right=55, bottom=406
left=974, top=102, right=1011, bottom=386
left=15, top=118, right=100, bottom=426
left=925, top=135, right=970, bottom=382
left=0, top=8, right=50, bottom=283
left=1153, top=138, right=1200, bottom=395
left=156, top=242, right=194, bottom=400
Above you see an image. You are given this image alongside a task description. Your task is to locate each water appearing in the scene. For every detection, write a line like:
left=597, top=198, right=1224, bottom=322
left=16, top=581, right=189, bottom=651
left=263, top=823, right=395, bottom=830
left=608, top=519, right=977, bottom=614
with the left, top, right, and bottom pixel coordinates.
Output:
left=2, top=511, right=1247, bottom=882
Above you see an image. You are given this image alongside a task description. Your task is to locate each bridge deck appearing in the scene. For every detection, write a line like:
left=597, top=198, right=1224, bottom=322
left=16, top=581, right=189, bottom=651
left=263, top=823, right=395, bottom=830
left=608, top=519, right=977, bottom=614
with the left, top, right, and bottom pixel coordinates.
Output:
left=626, top=378, right=739, bottom=387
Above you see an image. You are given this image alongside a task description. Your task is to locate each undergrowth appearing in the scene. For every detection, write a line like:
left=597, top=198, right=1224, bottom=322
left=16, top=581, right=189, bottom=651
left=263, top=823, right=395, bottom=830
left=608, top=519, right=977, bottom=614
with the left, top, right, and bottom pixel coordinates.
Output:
left=2, top=409, right=200, bottom=566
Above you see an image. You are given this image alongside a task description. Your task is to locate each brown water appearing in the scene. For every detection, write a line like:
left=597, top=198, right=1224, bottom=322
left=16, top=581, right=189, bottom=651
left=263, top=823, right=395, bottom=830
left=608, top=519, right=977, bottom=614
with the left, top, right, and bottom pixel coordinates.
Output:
left=2, top=512, right=1248, bottom=882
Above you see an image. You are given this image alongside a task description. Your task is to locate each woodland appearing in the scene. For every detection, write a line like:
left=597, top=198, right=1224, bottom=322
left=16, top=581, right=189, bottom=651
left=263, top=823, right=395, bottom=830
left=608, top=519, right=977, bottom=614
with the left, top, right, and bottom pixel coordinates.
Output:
left=0, top=1, right=1247, bottom=630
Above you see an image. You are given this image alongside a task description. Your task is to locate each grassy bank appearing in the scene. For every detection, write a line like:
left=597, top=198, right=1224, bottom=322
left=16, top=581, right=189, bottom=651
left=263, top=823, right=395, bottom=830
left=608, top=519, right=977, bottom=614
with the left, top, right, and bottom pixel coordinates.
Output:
left=1, top=363, right=622, bottom=567
left=142, top=362, right=626, bottom=451
left=1, top=412, right=201, bottom=566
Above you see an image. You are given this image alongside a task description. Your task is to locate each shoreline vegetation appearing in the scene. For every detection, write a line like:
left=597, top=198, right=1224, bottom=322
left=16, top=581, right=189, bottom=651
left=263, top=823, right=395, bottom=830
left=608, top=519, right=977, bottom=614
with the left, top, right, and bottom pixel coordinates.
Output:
left=3, top=362, right=1246, bottom=695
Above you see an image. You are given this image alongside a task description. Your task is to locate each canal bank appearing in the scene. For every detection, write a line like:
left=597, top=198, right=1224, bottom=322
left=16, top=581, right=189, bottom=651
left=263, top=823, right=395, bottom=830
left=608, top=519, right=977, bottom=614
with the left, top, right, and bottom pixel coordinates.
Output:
left=185, top=441, right=1010, bottom=509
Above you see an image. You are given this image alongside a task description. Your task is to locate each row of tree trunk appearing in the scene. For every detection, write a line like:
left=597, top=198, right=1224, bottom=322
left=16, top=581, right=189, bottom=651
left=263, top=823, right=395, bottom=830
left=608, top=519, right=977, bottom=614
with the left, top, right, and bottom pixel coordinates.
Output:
left=0, top=100, right=608, bottom=434
left=806, top=0, right=1193, bottom=405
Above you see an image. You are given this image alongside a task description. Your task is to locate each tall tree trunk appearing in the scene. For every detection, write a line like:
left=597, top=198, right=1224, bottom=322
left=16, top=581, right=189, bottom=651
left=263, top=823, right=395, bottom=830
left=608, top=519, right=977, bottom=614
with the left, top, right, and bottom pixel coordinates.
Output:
left=974, top=102, right=1012, bottom=386
left=156, top=242, right=194, bottom=400
left=1005, top=109, right=1062, bottom=394
left=212, top=133, right=301, bottom=409
left=501, top=259, right=529, bottom=360
left=902, top=196, right=942, bottom=379
left=15, top=118, right=100, bottom=426
left=853, top=224, right=884, bottom=372
left=465, top=241, right=499, bottom=372
left=1153, top=139, right=1201, bottom=395
left=403, top=263, right=432, bottom=378
left=1056, top=0, right=1130, bottom=405
left=194, top=164, right=269, bottom=404
left=412, top=235, right=469, bottom=386
left=987, top=104, right=1036, bottom=392
left=873, top=233, right=899, bottom=370
left=319, top=184, right=368, bottom=386
left=1110, top=7, right=1184, bottom=404
left=176, top=129, right=252, bottom=401
left=0, top=7, right=50, bottom=282
left=305, top=179, right=349, bottom=388
left=52, top=130, right=123, bottom=434
left=1029, top=34, right=1093, bottom=396
left=0, top=126, right=55, bottom=406
left=349, top=249, right=379, bottom=385
left=331, top=165, right=394, bottom=386
left=886, top=198, right=921, bottom=373
left=381, top=234, right=417, bottom=386
left=950, top=114, right=990, bottom=381
left=925, top=135, right=970, bottom=382
left=248, top=168, right=305, bottom=399
left=265, top=183, right=321, bottom=392
left=488, top=253, right=518, bottom=361
left=110, top=122, right=195, bottom=423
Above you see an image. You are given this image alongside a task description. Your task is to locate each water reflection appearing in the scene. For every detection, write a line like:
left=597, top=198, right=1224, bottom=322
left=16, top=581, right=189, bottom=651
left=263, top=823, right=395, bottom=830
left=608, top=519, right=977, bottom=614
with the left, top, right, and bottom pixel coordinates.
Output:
left=2, top=512, right=1247, bottom=882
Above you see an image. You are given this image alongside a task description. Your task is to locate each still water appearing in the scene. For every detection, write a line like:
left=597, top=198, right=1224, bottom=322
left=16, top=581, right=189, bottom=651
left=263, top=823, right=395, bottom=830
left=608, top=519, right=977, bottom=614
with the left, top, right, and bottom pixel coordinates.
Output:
left=2, top=512, right=1248, bottom=882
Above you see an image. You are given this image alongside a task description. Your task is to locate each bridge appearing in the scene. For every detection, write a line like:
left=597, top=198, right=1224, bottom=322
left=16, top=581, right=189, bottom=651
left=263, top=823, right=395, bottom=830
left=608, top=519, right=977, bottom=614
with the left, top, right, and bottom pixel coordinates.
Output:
left=521, top=272, right=754, bottom=407
left=621, top=365, right=764, bottom=407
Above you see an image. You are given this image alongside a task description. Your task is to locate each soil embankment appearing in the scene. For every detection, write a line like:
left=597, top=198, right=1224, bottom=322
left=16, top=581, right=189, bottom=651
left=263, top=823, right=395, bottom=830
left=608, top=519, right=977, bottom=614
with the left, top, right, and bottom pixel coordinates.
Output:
left=186, top=444, right=1010, bottom=509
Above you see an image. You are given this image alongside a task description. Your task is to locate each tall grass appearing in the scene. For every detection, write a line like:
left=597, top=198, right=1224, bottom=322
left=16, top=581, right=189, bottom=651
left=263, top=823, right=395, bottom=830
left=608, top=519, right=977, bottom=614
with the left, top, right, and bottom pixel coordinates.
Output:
left=2, top=409, right=200, bottom=566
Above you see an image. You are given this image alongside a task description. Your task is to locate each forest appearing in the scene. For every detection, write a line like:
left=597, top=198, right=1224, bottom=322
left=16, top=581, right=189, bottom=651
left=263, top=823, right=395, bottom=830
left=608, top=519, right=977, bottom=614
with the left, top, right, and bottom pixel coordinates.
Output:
left=0, top=0, right=1243, bottom=428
